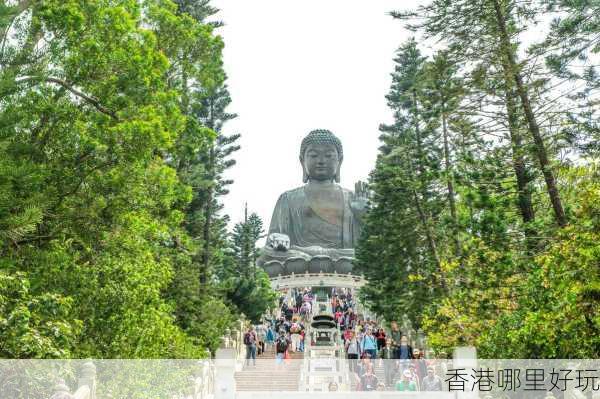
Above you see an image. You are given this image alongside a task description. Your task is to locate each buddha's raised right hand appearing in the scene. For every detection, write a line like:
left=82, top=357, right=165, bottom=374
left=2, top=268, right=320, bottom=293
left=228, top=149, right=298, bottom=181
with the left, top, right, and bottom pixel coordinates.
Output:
left=267, top=233, right=290, bottom=251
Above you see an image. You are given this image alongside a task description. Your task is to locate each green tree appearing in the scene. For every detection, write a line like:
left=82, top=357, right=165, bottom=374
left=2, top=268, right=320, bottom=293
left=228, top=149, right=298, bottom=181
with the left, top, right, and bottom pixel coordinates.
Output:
left=0, top=0, right=237, bottom=358
left=232, top=206, right=265, bottom=275
left=539, top=0, right=600, bottom=157
left=194, top=84, right=241, bottom=286
left=358, top=0, right=600, bottom=358
left=420, top=52, right=465, bottom=258
left=219, top=208, right=275, bottom=323
left=477, top=165, right=600, bottom=357
left=355, top=40, right=446, bottom=325
left=166, top=82, right=242, bottom=354
left=394, top=0, right=568, bottom=227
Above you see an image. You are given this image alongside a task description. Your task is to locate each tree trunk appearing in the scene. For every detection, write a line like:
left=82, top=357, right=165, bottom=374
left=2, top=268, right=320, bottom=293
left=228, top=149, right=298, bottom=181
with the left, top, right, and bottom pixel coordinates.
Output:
left=200, top=150, right=213, bottom=286
left=412, top=90, right=428, bottom=199
left=16, top=0, right=32, bottom=13
left=200, top=99, right=216, bottom=287
left=412, top=189, right=445, bottom=291
left=491, top=0, right=567, bottom=227
left=503, top=85, right=538, bottom=251
left=409, top=90, right=444, bottom=289
left=441, top=105, right=461, bottom=257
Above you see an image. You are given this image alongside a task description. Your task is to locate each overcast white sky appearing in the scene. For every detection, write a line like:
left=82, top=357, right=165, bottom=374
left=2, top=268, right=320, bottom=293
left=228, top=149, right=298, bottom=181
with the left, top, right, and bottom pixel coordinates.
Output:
left=210, top=1, right=424, bottom=232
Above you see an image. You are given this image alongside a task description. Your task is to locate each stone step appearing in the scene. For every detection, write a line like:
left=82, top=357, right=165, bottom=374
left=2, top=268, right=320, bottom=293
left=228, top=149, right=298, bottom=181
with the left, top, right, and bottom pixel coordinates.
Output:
left=236, top=371, right=302, bottom=377
left=235, top=346, right=304, bottom=392
left=237, top=386, right=299, bottom=391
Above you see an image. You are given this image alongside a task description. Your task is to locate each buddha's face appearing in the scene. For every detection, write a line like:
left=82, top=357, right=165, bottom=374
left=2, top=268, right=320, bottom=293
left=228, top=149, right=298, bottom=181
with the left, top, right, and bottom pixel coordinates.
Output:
left=302, top=143, right=340, bottom=182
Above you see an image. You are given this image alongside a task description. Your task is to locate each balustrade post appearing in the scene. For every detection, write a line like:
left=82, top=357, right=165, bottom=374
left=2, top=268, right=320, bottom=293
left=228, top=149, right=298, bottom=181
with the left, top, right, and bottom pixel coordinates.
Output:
left=192, top=359, right=212, bottom=399
left=454, top=347, right=477, bottom=399
left=237, top=320, right=245, bottom=361
left=215, top=348, right=236, bottom=399
left=222, top=328, right=231, bottom=349
left=50, top=378, right=71, bottom=399
left=78, top=361, right=96, bottom=399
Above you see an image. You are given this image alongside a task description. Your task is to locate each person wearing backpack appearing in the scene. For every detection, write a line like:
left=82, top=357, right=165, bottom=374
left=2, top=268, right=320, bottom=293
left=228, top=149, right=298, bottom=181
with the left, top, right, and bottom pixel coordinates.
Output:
left=360, top=329, right=378, bottom=360
left=290, top=318, right=303, bottom=351
left=275, top=332, right=290, bottom=366
left=243, top=326, right=257, bottom=367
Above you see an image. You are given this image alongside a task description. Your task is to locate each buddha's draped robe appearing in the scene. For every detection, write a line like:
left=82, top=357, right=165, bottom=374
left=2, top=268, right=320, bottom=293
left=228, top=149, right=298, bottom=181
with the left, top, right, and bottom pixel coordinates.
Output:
left=265, top=185, right=360, bottom=259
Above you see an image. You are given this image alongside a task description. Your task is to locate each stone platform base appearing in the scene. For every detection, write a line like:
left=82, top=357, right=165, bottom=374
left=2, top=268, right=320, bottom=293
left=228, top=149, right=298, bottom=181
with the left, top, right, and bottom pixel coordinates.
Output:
left=261, top=255, right=353, bottom=278
left=269, top=271, right=365, bottom=290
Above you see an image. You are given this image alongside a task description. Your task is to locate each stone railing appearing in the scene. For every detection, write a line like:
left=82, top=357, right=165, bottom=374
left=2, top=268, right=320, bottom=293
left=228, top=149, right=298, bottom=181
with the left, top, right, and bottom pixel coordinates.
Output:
left=271, top=271, right=365, bottom=290
left=49, top=360, right=217, bottom=399
left=220, top=319, right=248, bottom=371
left=187, top=359, right=216, bottom=399
left=50, top=361, right=96, bottom=399
left=44, top=319, right=245, bottom=399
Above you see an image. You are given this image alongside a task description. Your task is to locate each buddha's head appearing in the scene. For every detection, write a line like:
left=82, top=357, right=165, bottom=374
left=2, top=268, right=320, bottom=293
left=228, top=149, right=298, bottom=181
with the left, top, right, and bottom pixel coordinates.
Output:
left=299, top=129, right=343, bottom=183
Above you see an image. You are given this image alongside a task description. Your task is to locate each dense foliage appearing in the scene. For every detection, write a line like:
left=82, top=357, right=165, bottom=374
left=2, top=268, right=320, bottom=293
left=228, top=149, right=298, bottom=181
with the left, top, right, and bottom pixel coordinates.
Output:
left=223, top=208, right=276, bottom=323
left=0, top=0, right=274, bottom=359
left=356, top=0, right=600, bottom=358
left=2, top=0, right=597, bottom=362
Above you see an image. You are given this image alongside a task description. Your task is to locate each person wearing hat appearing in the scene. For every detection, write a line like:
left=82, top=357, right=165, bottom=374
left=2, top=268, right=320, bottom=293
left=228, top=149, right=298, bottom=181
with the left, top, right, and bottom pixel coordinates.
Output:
left=421, top=366, right=443, bottom=391
left=395, top=369, right=417, bottom=391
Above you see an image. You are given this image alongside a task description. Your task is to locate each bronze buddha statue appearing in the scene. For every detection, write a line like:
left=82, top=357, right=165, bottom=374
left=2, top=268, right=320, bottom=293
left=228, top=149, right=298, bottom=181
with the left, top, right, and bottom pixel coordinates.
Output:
left=258, top=129, right=367, bottom=276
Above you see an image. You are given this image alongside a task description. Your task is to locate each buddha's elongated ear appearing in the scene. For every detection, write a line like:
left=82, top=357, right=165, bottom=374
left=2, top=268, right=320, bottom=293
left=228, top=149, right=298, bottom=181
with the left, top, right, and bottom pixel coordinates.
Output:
left=300, top=156, right=309, bottom=183
left=335, top=157, right=343, bottom=183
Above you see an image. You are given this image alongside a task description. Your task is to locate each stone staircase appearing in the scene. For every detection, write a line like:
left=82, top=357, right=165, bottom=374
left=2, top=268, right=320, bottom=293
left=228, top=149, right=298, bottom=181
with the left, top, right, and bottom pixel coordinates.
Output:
left=234, top=346, right=304, bottom=391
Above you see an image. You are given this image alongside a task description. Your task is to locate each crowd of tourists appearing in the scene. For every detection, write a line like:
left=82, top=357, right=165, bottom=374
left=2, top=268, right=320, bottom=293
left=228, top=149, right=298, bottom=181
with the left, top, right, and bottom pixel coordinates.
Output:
left=330, top=291, right=443, bottom=392
left=346, top=343, right=443, bottom=391
left=243, top=286, right=444, bottom=392
left=243, top=288, right=314, bottom=366
left=341, top=320, right=443, bottom=391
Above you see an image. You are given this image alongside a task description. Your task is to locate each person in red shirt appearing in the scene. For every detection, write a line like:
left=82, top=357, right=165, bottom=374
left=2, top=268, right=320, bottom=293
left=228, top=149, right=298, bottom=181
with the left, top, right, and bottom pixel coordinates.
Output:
left=335, top=310, right=343, bottom=326
left=343, top=327, right=353, bottom=344
left=376, top=328, right=386, bottom=351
